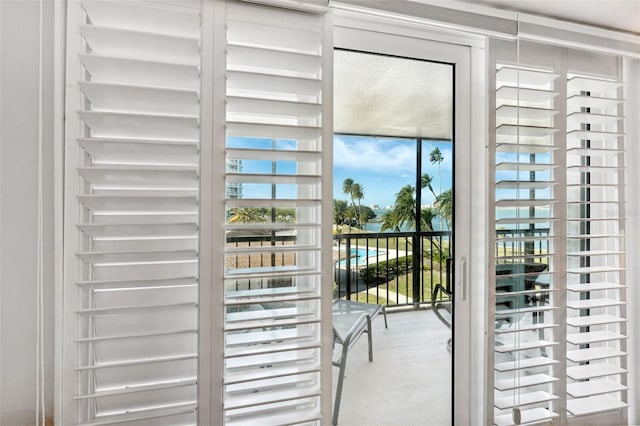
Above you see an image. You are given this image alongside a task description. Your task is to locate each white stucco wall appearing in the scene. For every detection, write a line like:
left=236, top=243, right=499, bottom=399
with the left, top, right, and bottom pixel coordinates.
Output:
left=0, top=1, right=55, bottom=424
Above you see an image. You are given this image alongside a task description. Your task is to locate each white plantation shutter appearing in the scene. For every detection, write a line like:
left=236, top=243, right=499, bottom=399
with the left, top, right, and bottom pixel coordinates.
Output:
left=490, top=47, right=562, bottom=426
left=564, top=73, right=628, bottom=417
left=222, top=1, right=331, bottom=424
left=489, top=39, right=629, bottom=425
left=62, top=1, right=201, bottom=425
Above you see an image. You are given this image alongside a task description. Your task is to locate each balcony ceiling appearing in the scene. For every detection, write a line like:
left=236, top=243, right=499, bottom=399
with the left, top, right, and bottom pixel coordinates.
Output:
left=454, top=0, right=640, bottom=35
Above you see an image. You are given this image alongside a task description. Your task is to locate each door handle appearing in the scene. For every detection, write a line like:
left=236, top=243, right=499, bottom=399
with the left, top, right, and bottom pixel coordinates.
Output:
left=460, top=256, right=468, bottom=301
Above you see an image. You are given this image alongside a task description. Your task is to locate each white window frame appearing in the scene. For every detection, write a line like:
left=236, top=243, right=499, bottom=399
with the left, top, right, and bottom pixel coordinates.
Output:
left=333, top=10, right=488, bottom=425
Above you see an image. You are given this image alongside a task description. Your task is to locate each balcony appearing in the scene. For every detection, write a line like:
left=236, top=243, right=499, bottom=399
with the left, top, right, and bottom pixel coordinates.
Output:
left=226, top=227, right=551, bottom=424
left=332, top=308, right=451, bottom=426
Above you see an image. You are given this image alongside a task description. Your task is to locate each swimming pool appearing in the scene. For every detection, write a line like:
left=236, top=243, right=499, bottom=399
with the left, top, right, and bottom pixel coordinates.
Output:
left=338, top=248, right=384, bottom=266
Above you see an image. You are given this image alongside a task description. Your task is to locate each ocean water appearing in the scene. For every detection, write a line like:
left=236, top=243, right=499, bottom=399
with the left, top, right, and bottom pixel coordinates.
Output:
left=363, top=217, right=448, bottom=233
left=361, top=207, right=551, bottom=233
left=363, top=207, right=451, bottom=232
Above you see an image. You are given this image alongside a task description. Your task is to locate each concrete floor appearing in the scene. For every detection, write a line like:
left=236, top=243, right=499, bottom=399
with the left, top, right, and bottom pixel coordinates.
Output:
left=332, top=308, right=452, bottom=426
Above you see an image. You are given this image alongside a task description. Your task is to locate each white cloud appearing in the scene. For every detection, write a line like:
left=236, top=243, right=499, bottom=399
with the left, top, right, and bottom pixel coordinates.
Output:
left=333, top=137, right=417, bottom=174
left=334, top=137, right=454, bottom=177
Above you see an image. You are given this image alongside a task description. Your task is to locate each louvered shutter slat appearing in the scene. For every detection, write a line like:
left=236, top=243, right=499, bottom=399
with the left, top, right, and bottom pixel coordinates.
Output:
left=65, top=1, right=202, bottom=424
left=567, top=380, right=627, bottom=398
left=226, top=147, right=321, bottom=162
left=78, top=166, right=198, bottom=188
left=81, top=1, right=200, bottom=36
left=494, top=408, right=558, bottom=426
left=494, top=391, right=558, bottom=410
left=79, top=25, right=200, bottom=65
left=567, top=314, right=626, bottom=328
left=227, top=121, right=322, bottom=140
left=567, top=347, right=626, bottom=363
left=226, top=173, right=320, bottom=185
left=78, top=223, right=198, bottom=238
left=495, top=374, right=558, bottom=391
left=567, top=395, right=628, bottom=417
left=78, top=195, right=198, bottom=212
left=567, top=363, right=627, bottom=381
left=79, top=54, right=200, bottom=90
left=78, top=137, right=199, bottom=166
left=567, top=112, right=623, bottom=126
left=566, top=298, right=624, bottom=309
left=79, top=82, right=199, bottom=115
left=226, top=198, right=320, bottom=208
left=227, top=96, right=322, bottom=120
left=227, top=44, right=322, bottom=77
left=567, top=282, right=624, bottom=292
left=74, top=405, right=198, bottom=426
left=79, top=111, right=199, bottom=140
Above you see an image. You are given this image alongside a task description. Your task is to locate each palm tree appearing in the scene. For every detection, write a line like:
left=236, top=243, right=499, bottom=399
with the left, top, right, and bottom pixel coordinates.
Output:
left=435, top=189, right=453, bottom=229
left=430, top=147, right=444, bottom=230
left=333, top=199, right=348, bottom=231
left=227, top=207, right=267, bottom=224
left=420, top=207, right=437, bottom=232
left=342, top=178, right=354, bottom=206
left=342, top=178, right=355, bottom=231
left=421, top=172, right=438, bottom=200
left=393, top=184, right=417, bottom=230
left=380, top=208, right=402, bottom=232
left=351, top=183, right=364, bottom=228
left=430, top=147, right=443, bottom=193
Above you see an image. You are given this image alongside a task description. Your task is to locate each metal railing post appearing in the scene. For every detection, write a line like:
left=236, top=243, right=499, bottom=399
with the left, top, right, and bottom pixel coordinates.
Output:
left=345, top=237, right=351, bottom=300
left=412, top=234, right=421, bottom=309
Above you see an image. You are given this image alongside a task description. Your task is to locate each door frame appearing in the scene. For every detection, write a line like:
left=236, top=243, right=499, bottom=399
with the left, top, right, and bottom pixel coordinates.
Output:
left=333, top=11, right=488, bottom=425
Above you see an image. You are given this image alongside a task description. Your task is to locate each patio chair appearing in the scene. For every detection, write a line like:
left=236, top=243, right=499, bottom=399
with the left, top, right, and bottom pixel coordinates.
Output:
left=331, top=299, right=387, bottom=425
left=431, top=258, right=453, bottom=353
left=431, top=260, right=549, bottom=352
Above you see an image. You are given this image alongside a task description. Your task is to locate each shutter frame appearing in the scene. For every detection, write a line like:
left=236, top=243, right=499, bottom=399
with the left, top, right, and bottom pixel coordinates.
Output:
left=221, top=1, right=331, bottom=424
left=62, top=1, right=202, bottom=424
left=489, top=38, right=629, bottom=425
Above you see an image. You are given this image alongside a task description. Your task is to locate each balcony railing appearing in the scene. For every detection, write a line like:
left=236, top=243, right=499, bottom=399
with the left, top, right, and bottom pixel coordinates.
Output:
left=225, top=227, right=550, bottom=307
left=333, top=231, right=452, bottom=307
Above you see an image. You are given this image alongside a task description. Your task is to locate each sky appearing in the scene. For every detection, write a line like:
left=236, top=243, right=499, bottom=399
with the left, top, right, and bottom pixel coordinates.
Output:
left=333, top=135, right=453, bottom=208
left=226, top=135, right=454, bottom=207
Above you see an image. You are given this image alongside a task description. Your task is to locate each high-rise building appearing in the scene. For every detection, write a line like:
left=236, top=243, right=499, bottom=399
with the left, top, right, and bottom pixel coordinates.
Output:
left=226, top=159, right=242, bottom=199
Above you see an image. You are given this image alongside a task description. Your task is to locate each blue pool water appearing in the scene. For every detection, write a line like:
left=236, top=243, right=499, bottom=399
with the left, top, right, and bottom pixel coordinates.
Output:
left=338, top=248, right=382, bottom=266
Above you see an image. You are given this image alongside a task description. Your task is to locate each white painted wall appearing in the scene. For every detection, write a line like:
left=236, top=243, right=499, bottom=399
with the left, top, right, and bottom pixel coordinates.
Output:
left=0, top=1, right=55, bottom=424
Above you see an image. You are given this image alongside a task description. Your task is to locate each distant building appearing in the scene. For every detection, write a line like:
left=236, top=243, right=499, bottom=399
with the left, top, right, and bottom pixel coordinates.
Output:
left=226, top=159, right=243, bottom=199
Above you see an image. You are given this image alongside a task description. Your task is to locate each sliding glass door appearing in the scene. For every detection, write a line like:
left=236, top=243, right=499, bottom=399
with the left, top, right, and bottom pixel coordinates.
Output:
left=333, top=22, right=473, bottom=426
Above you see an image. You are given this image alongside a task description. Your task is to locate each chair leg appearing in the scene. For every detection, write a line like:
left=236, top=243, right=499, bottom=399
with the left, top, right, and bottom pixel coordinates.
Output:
left=333, top=346, right=349, bottom=425
left=367, top=315, right=373, bottom=362
left=382, top=307, right=388, bottom=329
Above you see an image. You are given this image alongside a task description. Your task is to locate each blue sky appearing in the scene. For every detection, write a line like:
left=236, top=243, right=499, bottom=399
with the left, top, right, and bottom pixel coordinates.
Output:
left=227, top=136, right=298, bottom=199
left=227, top=135, right=454, bottom=206
left=333, top=135, right=453, bottom=207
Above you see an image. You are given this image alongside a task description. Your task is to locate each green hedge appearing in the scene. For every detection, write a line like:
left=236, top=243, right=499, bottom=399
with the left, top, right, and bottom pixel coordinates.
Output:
left=359, top=255, right=413, bottom=285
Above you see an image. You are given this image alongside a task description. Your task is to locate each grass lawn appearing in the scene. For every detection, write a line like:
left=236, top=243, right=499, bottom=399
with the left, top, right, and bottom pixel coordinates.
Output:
left=377, top=271, right=446, bottom=305
left=353, top=292, right=390, bottom=305
left=337, top=268, right=448, bottom=307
